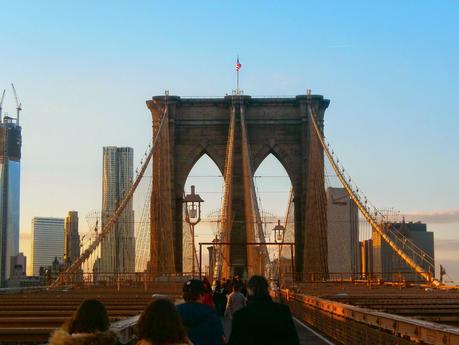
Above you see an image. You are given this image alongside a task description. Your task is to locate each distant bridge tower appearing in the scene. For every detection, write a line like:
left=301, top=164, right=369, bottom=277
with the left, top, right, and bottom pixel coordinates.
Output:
left=147, top=94, right=330, bottom=280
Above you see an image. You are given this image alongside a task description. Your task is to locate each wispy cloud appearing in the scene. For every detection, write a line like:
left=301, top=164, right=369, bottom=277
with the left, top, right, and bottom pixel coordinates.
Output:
left=435, top=239, right=459, bottom=252
left=404, top=208, right=459, bottom=224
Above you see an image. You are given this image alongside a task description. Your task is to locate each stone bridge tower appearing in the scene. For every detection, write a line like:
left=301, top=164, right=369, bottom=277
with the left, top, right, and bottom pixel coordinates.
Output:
left=147, top=94, right=330, bottom=280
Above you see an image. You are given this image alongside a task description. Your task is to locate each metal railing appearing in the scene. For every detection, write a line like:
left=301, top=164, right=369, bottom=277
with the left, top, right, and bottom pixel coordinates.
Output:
left=110, top=315, right=140, bottom=345
left=279, top=289, right=459, bottom=345
left=49, top=272, right=189, bottom=292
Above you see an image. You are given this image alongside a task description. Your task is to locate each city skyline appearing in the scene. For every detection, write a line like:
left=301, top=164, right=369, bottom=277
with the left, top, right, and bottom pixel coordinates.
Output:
left=0, top=1, right=457, bottom=280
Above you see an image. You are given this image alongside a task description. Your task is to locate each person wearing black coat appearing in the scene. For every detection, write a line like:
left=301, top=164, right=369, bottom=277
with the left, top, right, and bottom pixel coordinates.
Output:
left=213, top=280, right=227, bottom=316
left=228, top=275, right=299, bottom=345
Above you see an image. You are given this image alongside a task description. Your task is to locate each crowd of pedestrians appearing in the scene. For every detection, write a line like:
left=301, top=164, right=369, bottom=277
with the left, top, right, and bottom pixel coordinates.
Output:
left=49, top=275, right=299, bottom=345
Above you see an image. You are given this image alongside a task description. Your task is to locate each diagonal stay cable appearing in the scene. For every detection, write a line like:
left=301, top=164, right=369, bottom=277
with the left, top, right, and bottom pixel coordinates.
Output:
left=50, top=101, right=169, bottom=289
left=306, top=94, right=440, bottom=287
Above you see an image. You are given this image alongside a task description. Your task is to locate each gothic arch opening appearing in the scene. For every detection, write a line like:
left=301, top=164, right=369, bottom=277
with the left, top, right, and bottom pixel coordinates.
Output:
left=253, top=153, right=294, bottom=279
left=182, top=154, right=224, bottom=276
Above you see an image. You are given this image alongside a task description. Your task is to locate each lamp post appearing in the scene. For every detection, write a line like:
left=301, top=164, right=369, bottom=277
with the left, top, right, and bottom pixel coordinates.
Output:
left=183, top=185, right=204, bottom=278
left=273, top=219, right=286, bottom=288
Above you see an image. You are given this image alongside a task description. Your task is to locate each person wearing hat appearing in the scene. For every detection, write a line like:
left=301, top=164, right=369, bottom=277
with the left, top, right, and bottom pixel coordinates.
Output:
left=176, top=279, right=225, bottom=345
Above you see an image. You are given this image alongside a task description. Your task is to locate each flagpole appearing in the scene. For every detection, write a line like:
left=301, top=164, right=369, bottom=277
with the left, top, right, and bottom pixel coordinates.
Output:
left=236, top=56, right=241, bottom=94
left=237, top=68, right=239, bottom=93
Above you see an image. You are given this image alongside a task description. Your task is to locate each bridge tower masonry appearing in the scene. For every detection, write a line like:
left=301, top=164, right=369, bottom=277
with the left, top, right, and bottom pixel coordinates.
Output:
left=146, top=94, right=330, bottom=280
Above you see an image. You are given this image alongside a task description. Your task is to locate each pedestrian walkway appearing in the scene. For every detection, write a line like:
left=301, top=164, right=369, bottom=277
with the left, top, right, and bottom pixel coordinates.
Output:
left=223, top=315, right=334, bottom=344
left=222, top=316, right=231, bottom=339
left=293, top=317, right=335, bottom=345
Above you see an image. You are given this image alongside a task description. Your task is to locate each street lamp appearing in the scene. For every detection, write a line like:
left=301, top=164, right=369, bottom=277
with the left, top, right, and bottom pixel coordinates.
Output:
left=273, top=220, right=286, bottom=287
left=183, top=185, right=204, bottom=277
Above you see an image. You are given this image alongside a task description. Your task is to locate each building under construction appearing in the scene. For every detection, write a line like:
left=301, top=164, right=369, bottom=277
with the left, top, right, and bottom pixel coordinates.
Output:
left=0, top=85, right=22, bottom=287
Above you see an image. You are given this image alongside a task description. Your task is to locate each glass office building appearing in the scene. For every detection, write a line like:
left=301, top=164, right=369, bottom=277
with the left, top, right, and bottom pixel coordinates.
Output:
left=0, top=116, right=22, bottom=287
left=31, top=217, right=65, bottom=276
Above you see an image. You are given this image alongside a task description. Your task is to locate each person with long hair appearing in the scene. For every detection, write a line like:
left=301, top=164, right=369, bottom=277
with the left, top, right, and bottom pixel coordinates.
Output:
left=201, top=278, right=214, bottom=309
left=136, top=298, right=192, bottom=345
left=49, top=299, right=118, bottom=345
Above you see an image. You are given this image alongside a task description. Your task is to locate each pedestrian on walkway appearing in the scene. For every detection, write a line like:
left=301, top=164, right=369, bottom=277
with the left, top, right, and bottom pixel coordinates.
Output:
left=213, top=280, right=227, bottom=316
left=223, top=278, right=232, bottom=297
left=229, top=275, right=299, bottom=345
left=49, top=299, right=118, bottom=345
left=240, top=280, right=248, bottom=297
left=201, top=278, right=214, bottom=309
left=136, top=298, right=192, bottom=345
left=224, top=283, right=246, bottom=320
left=176, top=279, right=225, bottom=345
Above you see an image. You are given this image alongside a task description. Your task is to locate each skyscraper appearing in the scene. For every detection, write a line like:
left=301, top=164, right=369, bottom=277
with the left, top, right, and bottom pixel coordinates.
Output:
left=30, top=217, right=64, bottom=276
left=326, top=187, right=360, bottom=276
left=99, top=147, right=135, bottom=274
left=64, top=211, right=80, bottom=264
left=0, top=116, right=22, bottom=286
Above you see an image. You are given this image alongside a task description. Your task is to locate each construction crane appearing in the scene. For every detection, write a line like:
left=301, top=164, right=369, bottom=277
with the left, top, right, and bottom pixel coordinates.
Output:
left=11, top=83, right=22, bottom=125
left=0, top=89, right=5, bottom=118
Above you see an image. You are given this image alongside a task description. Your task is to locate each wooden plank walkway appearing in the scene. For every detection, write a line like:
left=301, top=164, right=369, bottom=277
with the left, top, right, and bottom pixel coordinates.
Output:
left=294, top=318, right=335, bottom=345
left=222, top=316, right=335, bottom=344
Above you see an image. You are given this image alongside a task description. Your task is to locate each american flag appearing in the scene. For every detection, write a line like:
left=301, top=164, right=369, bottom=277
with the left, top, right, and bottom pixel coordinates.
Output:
left=236, top=57, right=241, bottom=71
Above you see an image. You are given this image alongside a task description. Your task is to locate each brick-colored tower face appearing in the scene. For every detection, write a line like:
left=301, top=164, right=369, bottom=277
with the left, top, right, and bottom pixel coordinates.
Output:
left=147, top=95, right=329, bottom=279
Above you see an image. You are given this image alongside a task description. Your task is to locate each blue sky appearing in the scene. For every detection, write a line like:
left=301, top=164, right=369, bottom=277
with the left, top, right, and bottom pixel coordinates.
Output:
left=1, top=1, right=458, bottom=279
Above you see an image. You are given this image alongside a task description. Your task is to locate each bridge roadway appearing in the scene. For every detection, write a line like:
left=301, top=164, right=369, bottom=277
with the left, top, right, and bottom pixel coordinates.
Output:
left=1, top=282, right=459, bottom=344
left=294, top=318, right=335, bottom=344
left=0, top=286, right=169, bottom=342
left=294, top=281, right=459, bottom=327
left=0, top=283, right=333, bottom=344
